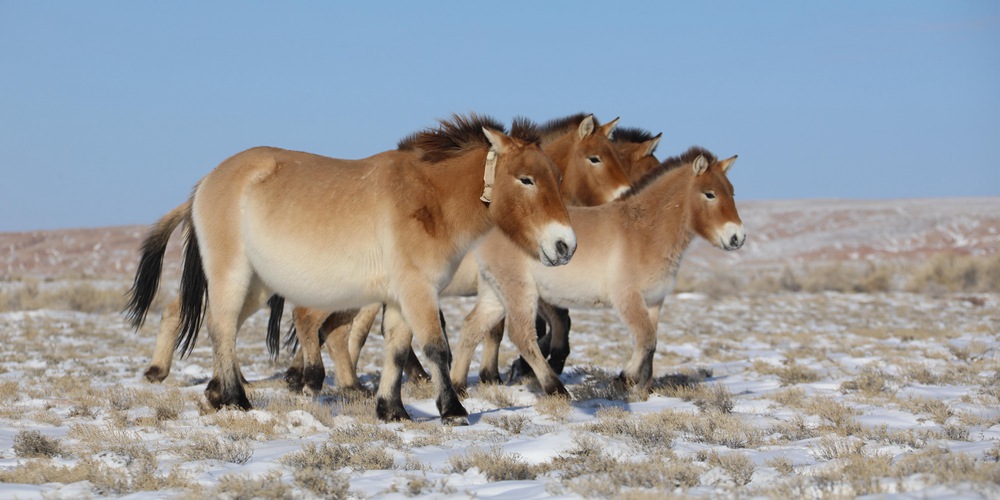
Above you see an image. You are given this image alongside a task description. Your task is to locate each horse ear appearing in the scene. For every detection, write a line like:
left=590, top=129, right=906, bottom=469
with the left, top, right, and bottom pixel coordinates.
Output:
left=482, top=127, right=510, bottom=154
left=642, top=133, right=662, bottom=158
left=719, top=155, right=738, bottom=174
left=577, top=114, right=596, bottom=139
left=599, top=117, right=620, bottom=139
left=692, top=155, right=709, bottom=176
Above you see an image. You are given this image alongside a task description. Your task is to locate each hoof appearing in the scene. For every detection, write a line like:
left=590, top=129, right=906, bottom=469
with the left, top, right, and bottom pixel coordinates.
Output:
left=206, top=379, right=252, bottom=411
left=143, top=366, right=168, bottom=383
left=303, top=365, right=325, bottom=395
left=508, top=358, right=534, bottom=382
left=376, top=397, right=411, bottom=422
left=542, top=377, right=569, bottom=397
left=284, top=367, right=304, bottom=393
left=478, top=369, right=503, bottom=386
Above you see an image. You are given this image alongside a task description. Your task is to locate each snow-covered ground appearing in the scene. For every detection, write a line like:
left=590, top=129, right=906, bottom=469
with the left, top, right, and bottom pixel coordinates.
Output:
left=1, top=199, right=997, bottom=497
left=0, top=290, right=997, bottom=498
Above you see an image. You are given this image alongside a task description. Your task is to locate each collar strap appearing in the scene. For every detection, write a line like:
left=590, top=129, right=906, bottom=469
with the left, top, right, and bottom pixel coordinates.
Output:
left=480, top=149, right=498, bottom=203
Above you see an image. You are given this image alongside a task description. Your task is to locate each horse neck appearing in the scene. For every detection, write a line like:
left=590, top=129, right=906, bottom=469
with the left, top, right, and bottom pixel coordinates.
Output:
left=416, top=150, right=494, bottom=251
left=622, top=166, right=696, bottom=261
left=540, top=133, right=572, bottom=177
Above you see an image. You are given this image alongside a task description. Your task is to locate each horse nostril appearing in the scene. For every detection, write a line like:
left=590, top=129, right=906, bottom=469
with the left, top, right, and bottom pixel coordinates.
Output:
left=556, top=240, right=569, bottom=258
left=730, top=235, right=740, bottom=248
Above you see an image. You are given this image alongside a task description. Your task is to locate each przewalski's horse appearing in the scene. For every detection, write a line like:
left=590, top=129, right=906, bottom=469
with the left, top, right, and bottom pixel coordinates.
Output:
left=125, top=114, right=576, bottom=423
left=450, top=146, right=744, bottom=396
left=282, top=113, right=632, bottom=395
left=523, top=126, right=664, bottom=380
left=135, top=114, right=627, bottom=391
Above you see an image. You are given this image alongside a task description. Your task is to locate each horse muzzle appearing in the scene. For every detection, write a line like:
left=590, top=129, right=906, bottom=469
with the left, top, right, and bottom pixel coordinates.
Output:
left=717, top=222, right=746, bottom=251
left=539, top=223, right=577, bottom=266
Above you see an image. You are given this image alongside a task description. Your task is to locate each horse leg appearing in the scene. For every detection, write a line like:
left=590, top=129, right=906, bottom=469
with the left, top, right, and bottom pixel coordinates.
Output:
left=616, top=292, right=661, bottom=393
left=205, top=276, right=266, bottom=410
left=348, top=303, right=379, bottom=369
left=505, top=290, right=568, bottom=396
left=546, top=305, right=572, bottom=375
left=321, top=309, right=365, bottom=393
left=451, top=288, right=506, bottom=396
left=401, top=290, right=468, bottom=425
left=143, top=297, right=181, bottom=382
left=375, top=305, right=413, bottom=422
left=509, top=302, right=556, bottom=381
left=288, top=307, right=325, bottom=395
left=285, top=347, right=306, bottom=393
left=478, top=318, right=504, bottom=385
left=400, top=309, right=439, bottom=382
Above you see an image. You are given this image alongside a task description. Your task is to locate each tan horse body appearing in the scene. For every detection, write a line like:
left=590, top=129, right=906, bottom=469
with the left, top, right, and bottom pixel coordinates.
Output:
left=126, top=115, right=576, bottom=422
left=519, top=126, right=665, bottom=378
left=449, top=147, right=744, bottom=396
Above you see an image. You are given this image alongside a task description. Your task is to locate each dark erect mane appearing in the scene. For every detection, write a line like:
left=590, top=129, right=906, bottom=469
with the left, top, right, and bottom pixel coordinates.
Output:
left=398, top=113, right=540, bottom=163
left=612, top=126, right=657, bottom=145
left=621, top=146, right=717, bottom=198
left=538, top=113, right=600, bottom=143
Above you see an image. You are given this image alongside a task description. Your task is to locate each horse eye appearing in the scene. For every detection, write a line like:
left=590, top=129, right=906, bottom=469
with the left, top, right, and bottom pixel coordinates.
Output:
left=519, top=176, right=535, bottom=186
left=588, top=156, right=601, bottom=164
left=704, top=192, right=716, bottom=199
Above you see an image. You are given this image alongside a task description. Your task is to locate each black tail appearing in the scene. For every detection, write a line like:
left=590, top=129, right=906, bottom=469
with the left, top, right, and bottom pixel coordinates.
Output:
left=123, top=202, right=188, bottom=329
left=266, top=295, right=285, bottom=361
left=176, top=226, right=208, bottom=358
left=283, top=323, right=300, bottom=354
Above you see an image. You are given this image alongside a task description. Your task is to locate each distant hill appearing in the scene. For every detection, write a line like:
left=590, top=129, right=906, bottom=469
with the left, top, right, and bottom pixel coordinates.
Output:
left=3, top=198, right=998, bottom=282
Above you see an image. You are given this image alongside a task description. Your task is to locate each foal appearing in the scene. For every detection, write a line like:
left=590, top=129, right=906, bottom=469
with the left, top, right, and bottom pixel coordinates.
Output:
left=450, top=146, right=744, bottom=396
left=126, top=114, right=576, bottom=422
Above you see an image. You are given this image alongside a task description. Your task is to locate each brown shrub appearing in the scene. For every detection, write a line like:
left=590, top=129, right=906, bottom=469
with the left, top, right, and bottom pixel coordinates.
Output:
left=13, top=430, right=64, bottom=458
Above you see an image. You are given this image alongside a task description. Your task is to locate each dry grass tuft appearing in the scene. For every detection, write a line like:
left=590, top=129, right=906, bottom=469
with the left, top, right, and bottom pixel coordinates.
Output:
left=535, top=394, right=572, bottom=422
left=259, top=392, right=339, bottom=428
left=906, top=253, right=1000, bottom=293
left=471, top=383, right=518, bottom=409
left=752, top=359, right=820, bottom=386
left=693, top=384, right=735, bottom=414
left=0, top=457, right=192, bottom=495
left=585, top=406, right=675, bottom=452
left=705, top=450, right=756, bottom=485
left=329, top=424, right=404, bottom=448
left=179, top=434, right=254, bottom=464
left=13, top=430, right=64, bottom=458
left=897, top=396, right=952, bottom=424
left=402, top=377, right=436, bottom=401
left=210, top=471, right=292, bottom=499
left=684, top=410, right=765, bottom=448
left=840, top=365, right=895, bottom=398
left=813, top=435, right=864, bottom=461
left=772, top=414, right=820, bottom=442
left=448, top=446, right=537, bottom=481
left=0, top=281, right=126, bottom=313
left=806, top=396, right=861, bottom=435
left=282, top=441, right=395, bottom=472
left=483, top=413, right=530, bottom=435
left=293, top=466, right=350, bottom=498
left=548, top=435, right=705, bottom=495
left=208, top=411, right=279, bottom=441
left=766, top=456, right=795, bottom=475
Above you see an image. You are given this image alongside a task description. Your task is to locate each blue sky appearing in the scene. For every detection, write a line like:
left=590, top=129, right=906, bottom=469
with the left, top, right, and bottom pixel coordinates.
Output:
left=2, top=2, right=998, bottom=231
